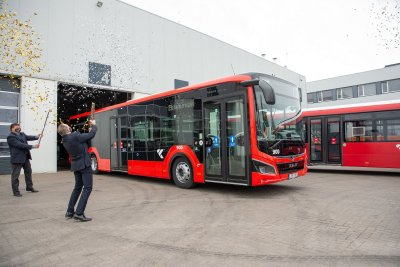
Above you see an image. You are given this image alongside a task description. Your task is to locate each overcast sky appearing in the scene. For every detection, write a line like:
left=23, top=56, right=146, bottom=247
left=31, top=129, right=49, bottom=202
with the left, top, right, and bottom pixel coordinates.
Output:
left=122, top=0, right=400, bottom=81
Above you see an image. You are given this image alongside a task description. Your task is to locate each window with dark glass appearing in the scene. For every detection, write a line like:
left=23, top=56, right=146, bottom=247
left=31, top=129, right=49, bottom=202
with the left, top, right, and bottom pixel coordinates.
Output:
left=307, top=93, right=314, bottom=104
left=337, top=87, right=353, bottom=99
left=322, top=90, right=333, bottom=101
left=131, top=115, right=147, bottom=150
left=0, top=125, right=11, bottom=139
left=0, top=141, right=10, bottom=157
left=344, top=120, right=373, bottom=142
left=317, top=91, right=323, bottom=102
left=382, top=78, right=400, bottom=93
left=358, top=83, right=376, bottom=96
left=381, top=81, right=389, bottom=93
left=0, top=78, right=20, bottom=158
left=155, top=97, right=176, bottom=148
left=344, top=111, right=400, bottom=142
left=387, top=119, right=400, bottom=141
left=0, top=92, right=18, bottom=106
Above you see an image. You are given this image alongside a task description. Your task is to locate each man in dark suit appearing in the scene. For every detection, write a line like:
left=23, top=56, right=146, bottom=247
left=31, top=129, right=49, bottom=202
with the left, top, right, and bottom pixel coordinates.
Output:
left=57, top=120, right=97, bottom=222
left=7, top=123, right=41, bottom=197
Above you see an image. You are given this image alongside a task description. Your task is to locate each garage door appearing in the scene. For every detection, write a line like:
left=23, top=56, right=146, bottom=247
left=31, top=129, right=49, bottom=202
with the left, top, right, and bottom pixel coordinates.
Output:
left=0, top=77, right=20, bottom=175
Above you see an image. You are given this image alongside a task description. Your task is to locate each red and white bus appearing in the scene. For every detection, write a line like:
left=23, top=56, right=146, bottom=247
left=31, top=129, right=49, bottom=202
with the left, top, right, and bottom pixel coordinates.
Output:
left=303, top=100, right=400, bottom=169
left=70, top=73, right=307, bottom=188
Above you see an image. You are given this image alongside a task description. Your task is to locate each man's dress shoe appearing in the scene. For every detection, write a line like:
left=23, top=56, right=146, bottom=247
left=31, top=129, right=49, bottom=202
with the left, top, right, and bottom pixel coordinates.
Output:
left=73, top=214, right=92, bottom=222
left=65, top=212, right=75, bottom=219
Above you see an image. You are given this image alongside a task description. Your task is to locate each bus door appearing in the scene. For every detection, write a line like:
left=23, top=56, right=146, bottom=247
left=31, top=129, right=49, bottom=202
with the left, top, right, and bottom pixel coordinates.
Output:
left=110, top=116, right=129, bottom=171
left=308, top=116, right=341, bottom=164
left=309, top=118, right=323, bottom=162
left=203, top=95, right=249, bottom=185
left=326, top=117, right=341, bottom=163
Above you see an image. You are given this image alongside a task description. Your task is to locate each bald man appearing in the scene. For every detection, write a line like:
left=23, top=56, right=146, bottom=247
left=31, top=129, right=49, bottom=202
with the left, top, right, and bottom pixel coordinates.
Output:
left=57, top=120, right=97, bottom=222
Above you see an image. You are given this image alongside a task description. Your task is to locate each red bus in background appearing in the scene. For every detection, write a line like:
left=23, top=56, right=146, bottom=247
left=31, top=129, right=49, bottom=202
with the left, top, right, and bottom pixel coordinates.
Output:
left=303, top=100, right=400, bottom=169
left=69, top=73, right=307, bottom=188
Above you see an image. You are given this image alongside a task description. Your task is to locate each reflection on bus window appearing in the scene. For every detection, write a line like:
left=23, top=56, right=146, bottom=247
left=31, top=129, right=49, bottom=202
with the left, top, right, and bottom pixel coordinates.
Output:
left=344, top=112, right=400, bottom=142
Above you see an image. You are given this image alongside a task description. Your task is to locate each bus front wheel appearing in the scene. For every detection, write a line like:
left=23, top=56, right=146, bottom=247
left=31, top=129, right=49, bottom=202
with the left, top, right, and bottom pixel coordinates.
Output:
left=90, top=154, right=100, bottom=174
left=172, top=157, right=195, bottom=189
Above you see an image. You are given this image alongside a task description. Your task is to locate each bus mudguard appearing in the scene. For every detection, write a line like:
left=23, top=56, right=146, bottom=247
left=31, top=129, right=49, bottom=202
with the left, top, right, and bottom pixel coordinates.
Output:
left=163, top=145, right=204, bottom=183
left=88, top=147, right=111, bottom=172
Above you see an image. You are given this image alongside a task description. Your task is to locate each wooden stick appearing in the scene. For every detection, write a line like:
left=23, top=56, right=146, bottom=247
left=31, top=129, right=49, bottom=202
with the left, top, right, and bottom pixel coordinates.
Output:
left=90, top=102, right=95, bottom=120
left=38, top=109, right=51, bottom=145
left=87, top=102, right=95, bottom=132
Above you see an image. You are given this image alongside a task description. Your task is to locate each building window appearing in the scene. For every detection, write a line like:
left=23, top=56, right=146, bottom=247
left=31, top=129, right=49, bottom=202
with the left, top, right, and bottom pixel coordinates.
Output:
left=358, top=83, right=376, bottom=97
left=307, top=93, right=314, bottom=104
left=382, top=81, right=388, bottom=93
left=317, top=91, right=323, bottom=102
left=316, top=90, right=333, bottom=102
left=381, top=78, right=400, bottom=93
left=0, top=78, right=20, bottom=158
left=337, top=87, right=353, bottom=99
left=322, top=90, right=333, bottom=102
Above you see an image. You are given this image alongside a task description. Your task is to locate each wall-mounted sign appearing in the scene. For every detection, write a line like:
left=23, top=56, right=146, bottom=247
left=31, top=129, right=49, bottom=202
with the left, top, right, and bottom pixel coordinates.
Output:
left=89, top=62, right=111, bottom=86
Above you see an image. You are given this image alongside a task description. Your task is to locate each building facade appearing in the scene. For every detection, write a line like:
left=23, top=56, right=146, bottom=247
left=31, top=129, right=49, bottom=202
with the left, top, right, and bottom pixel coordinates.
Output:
left=306, top=64, right=400, bottom=109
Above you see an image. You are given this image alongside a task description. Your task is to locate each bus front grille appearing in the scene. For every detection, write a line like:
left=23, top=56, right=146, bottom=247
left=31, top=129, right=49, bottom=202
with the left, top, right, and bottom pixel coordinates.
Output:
left=277, top=160, right=304, bottom=174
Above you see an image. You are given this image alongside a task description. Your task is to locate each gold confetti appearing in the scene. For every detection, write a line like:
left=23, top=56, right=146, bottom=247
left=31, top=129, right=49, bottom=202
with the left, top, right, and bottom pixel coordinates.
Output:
left=0, top=0, right=44, bottom=85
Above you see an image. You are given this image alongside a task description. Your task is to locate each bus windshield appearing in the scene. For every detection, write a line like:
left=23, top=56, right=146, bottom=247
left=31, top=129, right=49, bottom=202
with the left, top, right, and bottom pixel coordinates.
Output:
left=254, top=79, right=303, bottom=143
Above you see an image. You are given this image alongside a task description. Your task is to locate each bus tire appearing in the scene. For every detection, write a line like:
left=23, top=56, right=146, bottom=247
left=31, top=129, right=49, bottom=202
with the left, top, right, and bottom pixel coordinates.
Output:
left=172, top=157, right=195, bottom=189
left=90, top=154, right=100, bottom=174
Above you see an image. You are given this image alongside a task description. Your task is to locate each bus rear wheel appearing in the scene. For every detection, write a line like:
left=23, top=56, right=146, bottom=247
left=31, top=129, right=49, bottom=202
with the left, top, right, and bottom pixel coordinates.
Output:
left=172, top=157, right=195, bottom=189
left=90, top=154, right=100, bottom=174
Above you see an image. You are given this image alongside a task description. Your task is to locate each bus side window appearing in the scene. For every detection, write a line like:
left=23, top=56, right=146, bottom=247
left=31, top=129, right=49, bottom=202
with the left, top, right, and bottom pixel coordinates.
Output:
left=131, top=116, right=146, bottom=151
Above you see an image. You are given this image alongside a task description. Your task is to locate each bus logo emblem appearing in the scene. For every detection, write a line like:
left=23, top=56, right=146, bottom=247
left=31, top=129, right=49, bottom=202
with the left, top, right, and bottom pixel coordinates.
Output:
left=157, top=149, right=164, bottom=159
left=396, top=144, right=400, bottom=150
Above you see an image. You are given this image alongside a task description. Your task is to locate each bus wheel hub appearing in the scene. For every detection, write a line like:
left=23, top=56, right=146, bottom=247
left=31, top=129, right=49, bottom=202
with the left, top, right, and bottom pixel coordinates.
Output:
left=176, top=162, right=190, bottom=183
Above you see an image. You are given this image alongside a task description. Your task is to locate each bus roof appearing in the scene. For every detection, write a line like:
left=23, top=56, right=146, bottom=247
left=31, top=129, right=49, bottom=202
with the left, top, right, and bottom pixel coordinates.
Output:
left=70, top=74, right=252, bottom=120
left=303, top=99, right=400, bottom=117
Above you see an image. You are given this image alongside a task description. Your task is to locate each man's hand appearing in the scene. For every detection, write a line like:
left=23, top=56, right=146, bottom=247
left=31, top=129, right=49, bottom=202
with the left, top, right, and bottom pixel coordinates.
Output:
left=33, top=144, right=40, bottom=149
left=38, top=133, right=43, bottom=139
left=89, top=120, right=96, bottom=126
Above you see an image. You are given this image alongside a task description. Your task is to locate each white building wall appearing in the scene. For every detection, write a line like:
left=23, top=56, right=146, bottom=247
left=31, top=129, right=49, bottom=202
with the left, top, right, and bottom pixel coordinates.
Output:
left=20, top=77, right=57, bottom=173
left=3, top=0, right=305, bottom=93
left=306, top=64, right=400, bottom=109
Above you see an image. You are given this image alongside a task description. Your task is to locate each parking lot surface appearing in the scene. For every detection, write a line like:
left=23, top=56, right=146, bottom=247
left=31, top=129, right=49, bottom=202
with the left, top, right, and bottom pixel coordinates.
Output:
left=0, top=170, right=399, bottom=266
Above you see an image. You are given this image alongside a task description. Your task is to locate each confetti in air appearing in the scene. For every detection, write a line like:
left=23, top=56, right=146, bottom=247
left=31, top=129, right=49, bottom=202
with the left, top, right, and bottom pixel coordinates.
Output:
left=371, top=0, right=400, bottom=49
left=0, top=0, right=44, bottom=86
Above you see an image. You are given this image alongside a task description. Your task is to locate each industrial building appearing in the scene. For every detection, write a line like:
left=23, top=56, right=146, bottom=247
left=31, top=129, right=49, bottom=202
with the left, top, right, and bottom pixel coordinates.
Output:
left=0, top=0, right=306, bottom=174
left=306, top=64, right=400, bottom=108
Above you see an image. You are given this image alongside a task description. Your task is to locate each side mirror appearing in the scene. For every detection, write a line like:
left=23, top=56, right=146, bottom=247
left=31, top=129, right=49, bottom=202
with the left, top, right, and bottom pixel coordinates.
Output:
left=259, top=79, right=275, bottom=105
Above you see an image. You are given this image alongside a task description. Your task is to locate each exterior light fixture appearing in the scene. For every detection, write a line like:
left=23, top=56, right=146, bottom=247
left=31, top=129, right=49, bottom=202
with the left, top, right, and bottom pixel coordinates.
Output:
left=97, top=1, right=103, bottom=7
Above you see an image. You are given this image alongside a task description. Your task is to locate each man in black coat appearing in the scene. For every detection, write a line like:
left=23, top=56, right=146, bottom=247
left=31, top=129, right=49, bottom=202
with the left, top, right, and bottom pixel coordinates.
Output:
left=57, top=120, right=97, bottom=222
left=7, top=123, right=41, bottom=197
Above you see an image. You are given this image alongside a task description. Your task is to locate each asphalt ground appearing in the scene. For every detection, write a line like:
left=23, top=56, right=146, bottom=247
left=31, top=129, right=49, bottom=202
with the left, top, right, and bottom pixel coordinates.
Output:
left=0, top=170, right=399, bottom=267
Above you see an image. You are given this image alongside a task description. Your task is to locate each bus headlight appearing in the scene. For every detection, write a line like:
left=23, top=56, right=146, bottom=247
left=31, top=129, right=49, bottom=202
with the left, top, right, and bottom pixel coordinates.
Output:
left=252, top=160, right=276, bottom=174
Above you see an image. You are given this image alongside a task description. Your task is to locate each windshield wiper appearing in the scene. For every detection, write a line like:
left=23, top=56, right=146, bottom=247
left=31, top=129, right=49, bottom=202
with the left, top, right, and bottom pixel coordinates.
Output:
left=269, top=139, right=283, bottom=149
left=273, top=109, right=301, bottom=133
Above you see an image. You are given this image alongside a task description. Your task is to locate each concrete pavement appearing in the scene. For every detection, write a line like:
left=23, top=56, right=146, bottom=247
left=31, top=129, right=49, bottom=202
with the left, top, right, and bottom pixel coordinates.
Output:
left=0, top=170, right=399, bottom=266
